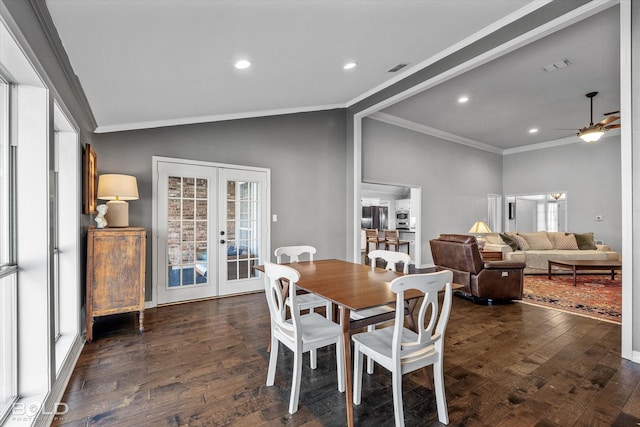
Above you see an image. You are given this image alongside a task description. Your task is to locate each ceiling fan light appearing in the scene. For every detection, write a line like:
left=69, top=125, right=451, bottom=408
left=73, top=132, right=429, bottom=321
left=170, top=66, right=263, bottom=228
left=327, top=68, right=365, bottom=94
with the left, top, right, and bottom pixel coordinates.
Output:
left=578, top=127, right=604, bottom=143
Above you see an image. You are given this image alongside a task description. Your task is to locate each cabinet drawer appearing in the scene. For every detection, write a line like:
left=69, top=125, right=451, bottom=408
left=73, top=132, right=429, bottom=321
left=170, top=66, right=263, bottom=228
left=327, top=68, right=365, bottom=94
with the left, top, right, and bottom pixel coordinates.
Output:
left=480, top=251, right=502, bottom=261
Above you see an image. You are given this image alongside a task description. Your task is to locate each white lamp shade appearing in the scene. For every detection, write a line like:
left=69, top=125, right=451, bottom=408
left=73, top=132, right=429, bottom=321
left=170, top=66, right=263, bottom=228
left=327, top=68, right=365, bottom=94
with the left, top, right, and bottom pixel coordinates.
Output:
left=469, top=221, right=492, bottom=234
left=97, top=174, right=139, bottom=201
left=578, top=127, right=604, bottom=143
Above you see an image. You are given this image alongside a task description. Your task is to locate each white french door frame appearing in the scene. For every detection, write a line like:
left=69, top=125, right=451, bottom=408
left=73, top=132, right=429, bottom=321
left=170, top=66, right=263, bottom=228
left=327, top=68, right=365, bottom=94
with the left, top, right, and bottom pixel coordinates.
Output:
left=151, top=156, right=270, bottom=308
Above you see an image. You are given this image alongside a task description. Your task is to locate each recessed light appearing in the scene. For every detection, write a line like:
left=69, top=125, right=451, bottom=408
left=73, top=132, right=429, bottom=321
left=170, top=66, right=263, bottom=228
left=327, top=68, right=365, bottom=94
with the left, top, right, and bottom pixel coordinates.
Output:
left=529, top=128, right=539, bottom=134
left=343, top=62, right=357, bottom=70
left=235, top=59, right=251, bottom=70
left=458, top=96, right=469, bottom=103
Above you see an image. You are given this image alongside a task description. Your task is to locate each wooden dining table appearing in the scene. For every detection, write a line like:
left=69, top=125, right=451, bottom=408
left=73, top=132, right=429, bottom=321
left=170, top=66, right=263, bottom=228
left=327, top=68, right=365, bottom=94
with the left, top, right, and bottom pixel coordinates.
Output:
left=256, top=258, right=422, bottom=427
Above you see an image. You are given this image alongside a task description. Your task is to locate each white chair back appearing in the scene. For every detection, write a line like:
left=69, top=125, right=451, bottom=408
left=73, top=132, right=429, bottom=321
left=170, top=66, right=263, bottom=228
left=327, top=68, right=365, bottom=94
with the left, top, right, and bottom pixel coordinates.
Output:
left=264, top=262, right=301, bottom=341
left=368, top=249, right=411, bottom=274
left=274, top=245, right=316, bottom=263
left=390, top=270, right=453, bottom=365
left=263, top=261, right=345, bottom=414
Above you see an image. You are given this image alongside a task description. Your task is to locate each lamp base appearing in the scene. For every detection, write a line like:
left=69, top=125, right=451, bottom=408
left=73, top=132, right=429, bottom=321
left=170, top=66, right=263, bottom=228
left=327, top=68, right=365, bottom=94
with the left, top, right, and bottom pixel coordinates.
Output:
left=105, top=200, right=129, bottom=227
left=476, top=236, right=486, bottom=251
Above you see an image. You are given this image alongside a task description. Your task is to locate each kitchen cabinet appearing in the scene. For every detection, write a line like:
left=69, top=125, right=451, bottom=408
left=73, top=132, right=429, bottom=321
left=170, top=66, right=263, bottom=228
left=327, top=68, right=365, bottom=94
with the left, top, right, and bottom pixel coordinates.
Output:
left=86, top=227, right=146, bottom=342
left=395, top=199, right=410, bottom=212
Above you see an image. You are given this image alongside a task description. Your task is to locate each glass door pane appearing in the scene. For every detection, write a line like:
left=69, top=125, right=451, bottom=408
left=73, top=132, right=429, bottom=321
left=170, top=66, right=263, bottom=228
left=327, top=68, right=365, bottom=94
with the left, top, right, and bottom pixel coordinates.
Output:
left=157, top=161, right=216, bottom=305
left=225, top=180, right=260, bottom=281
left=167, top=176, right=209, bottom=287
left=219, top=168, right=267, bottom=296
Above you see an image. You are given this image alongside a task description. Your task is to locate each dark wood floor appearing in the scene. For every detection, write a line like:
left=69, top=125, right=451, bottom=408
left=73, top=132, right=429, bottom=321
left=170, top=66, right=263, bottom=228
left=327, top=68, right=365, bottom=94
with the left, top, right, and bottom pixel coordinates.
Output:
left=52, top=291, right=640, bottom=427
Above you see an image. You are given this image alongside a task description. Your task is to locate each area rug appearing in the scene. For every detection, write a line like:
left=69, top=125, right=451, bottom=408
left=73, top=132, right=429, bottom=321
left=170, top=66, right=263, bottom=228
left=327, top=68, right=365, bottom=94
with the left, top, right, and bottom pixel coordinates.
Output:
left=521, top=274, right=621, bottom=324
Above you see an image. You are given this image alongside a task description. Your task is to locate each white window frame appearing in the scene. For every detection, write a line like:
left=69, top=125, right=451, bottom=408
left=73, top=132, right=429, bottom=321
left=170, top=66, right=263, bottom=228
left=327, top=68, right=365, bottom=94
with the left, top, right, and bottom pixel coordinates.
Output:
left=0, top=74, right=17, bottom=425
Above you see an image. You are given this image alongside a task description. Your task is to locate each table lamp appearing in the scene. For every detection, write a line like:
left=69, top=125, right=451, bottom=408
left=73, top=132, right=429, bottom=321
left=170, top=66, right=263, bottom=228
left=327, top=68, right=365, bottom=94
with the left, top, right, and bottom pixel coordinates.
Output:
left=97, top=174, right=139, bottom=227
left=468, top=221, right=492, bottom=250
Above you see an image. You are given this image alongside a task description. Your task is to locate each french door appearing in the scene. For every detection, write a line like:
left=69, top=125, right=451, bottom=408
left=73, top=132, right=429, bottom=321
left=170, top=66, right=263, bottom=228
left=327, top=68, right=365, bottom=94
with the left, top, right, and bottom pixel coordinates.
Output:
left=154, top=158, right=269, bottom=305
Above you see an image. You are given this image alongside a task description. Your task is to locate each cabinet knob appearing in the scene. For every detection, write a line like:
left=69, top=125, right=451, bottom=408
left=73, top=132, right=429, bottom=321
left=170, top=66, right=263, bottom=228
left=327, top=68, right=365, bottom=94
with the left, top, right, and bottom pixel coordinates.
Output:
left=220, top=231, right=225, bottom=236
left=220, top=239, right=226, bottom=244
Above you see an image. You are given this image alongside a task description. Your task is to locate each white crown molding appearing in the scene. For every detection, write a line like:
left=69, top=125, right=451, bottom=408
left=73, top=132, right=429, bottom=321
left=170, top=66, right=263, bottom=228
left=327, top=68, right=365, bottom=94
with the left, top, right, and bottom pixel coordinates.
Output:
left=29, top=0, right=97, bottom=131
left=369, top=112, right=503, bottom=154
left=346, top=0, right=554, bottom=108
left=370, top=112, right=622, bottom=156
left=94, top=103, right=346, bottom=133
left=503, top=128, right=621, bottom=155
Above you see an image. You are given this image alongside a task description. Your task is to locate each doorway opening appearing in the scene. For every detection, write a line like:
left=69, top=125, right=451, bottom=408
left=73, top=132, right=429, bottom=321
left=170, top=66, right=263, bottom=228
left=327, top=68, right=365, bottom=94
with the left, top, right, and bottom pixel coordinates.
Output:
left=360, top=182, right=422, bottom=268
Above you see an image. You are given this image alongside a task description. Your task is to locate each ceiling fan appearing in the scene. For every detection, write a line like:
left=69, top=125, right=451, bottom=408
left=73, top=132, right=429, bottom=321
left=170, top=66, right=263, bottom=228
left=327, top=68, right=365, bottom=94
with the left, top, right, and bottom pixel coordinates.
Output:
left=576, top=92, right=620, bottom=143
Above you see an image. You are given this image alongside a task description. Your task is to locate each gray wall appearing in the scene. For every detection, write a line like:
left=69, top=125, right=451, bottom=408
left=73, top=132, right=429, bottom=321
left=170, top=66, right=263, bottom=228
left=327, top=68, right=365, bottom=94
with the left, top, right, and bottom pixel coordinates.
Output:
left=503, top=135, right=622, bottom=253
left=92, top=110, right=347, bottom=300
left=362, top=118, right=503, bottom=266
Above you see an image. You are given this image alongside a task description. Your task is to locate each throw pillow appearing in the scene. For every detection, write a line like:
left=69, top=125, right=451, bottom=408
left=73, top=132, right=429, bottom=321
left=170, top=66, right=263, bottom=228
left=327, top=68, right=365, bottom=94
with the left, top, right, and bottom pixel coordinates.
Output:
left=512, top=234, right=530, bottom=251
left=519, top=231, right=553, bottom=250
left=547, top=232, right=566, bottom=247
left=574, top=232, right=597, bottom=250
left=500, top=233, right=518, bottom=251
left=554, top=233, right=579, bottom=250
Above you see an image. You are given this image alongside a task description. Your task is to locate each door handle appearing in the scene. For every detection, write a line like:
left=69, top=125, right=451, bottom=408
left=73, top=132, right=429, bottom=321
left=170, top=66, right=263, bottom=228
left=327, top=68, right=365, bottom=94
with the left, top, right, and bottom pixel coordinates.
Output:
left=220, top=239, right=226, bottom=244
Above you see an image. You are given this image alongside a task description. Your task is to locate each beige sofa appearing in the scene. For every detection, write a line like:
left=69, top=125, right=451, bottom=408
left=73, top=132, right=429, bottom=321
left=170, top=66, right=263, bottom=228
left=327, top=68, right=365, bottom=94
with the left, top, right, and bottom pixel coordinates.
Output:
left=483, top=231, right=620, bottom=274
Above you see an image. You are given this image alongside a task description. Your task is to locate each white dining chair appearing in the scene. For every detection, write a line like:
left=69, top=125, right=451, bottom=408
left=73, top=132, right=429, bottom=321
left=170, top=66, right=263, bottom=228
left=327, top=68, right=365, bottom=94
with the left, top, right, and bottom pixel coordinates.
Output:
left=352, top=270, right=453, bottom=426
left=263, top=262, right=345, bottom=414
left=275, top=245, right=332, bottom=368
left=367, top=249, right=411, bottom=274
left=350, top=249, right=411, bottom=373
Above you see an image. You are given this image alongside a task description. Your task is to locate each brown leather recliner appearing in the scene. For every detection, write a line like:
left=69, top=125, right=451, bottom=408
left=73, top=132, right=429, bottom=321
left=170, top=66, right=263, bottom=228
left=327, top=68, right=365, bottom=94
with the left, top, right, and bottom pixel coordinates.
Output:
left=429, top=234, right=525, bottom=301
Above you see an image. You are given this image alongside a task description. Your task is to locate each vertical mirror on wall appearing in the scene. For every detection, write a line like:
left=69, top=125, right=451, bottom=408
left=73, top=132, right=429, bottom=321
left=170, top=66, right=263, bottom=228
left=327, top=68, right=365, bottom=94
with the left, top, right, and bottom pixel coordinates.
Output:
left=505, top=193, right=567, bottom=232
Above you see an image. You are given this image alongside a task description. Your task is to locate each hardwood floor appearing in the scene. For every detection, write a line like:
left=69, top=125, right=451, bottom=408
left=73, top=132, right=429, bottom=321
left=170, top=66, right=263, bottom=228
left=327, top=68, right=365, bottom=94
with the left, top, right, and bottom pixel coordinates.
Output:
left=53, top=292, right=640, bottom=426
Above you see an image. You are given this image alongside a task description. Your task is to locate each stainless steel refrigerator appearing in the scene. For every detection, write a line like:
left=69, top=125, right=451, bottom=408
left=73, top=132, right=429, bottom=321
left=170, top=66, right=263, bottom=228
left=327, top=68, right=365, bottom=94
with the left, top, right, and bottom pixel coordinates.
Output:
left=361, top=206, right=388, bottom=230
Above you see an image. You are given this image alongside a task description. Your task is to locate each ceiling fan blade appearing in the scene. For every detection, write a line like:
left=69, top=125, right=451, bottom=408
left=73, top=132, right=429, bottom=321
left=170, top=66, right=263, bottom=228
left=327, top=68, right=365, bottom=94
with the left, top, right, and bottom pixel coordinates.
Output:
left=604, top=110, right=620, bottom=116
left=597, top=115, right=620, bottom=126
left=605, top=123, right=621, bottom=130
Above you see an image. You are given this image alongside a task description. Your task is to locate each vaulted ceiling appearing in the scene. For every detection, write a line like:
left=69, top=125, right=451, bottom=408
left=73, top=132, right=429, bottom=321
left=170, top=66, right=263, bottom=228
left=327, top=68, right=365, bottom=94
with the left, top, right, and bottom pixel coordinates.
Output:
left=45, top=0, right=620, bottom=151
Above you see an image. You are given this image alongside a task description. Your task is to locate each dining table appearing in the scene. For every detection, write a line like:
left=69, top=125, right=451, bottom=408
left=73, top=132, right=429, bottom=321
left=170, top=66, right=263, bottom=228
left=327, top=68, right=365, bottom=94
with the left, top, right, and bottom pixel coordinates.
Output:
left=256, top=258, right=423, bottom=427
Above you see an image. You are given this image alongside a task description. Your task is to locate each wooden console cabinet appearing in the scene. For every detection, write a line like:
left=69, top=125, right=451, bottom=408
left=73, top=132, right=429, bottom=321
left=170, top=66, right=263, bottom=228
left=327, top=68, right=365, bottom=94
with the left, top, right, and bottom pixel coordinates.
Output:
left=86, top=227, right=146, bottom=342
left=480, top=250, right=503, bottom=261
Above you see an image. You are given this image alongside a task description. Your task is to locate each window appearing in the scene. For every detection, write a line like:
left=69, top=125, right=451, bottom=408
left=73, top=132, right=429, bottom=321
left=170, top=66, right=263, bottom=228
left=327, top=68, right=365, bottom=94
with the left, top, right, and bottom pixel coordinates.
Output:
left=0, top=17, right=82, bottom=423
left=0, top=77, right=17, bottom=422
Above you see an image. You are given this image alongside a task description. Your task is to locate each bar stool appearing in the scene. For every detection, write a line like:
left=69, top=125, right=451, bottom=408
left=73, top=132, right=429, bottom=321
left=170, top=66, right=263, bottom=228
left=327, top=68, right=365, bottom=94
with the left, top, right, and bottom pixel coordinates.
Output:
left=365, top=229, right=384, bottom=257
left=384, top=229, right=410, bottom=255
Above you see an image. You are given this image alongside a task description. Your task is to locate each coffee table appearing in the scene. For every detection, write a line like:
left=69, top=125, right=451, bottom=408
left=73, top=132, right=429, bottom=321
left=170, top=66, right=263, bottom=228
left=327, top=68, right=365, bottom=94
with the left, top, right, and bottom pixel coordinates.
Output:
left=547, top=259, right=622, bottom=286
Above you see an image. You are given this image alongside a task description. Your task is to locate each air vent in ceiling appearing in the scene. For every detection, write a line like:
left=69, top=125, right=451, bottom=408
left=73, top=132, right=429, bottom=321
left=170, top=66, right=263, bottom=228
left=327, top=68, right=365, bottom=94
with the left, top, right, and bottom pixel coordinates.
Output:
left=388, top=63, right=409, bottom=72
left=542, top=59, right=571, bottom=72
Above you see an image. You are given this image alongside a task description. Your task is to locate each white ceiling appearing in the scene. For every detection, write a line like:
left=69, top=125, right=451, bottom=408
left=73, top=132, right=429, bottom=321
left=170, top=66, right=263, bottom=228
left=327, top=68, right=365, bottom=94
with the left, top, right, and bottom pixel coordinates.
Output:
left=45, top=1, right=620, bottom=151
left=380, top=4, right=620, bottom=150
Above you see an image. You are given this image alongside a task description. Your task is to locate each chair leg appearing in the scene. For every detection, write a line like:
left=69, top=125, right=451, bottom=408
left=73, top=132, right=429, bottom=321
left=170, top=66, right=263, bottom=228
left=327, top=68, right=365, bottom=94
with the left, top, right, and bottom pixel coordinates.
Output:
left=325, top=302, right=332, bottom=320
left=433, top=359, right=449, bottom=425
left=308, top=306, right=318, bottom=369
left=266, top=337, right=279, bottom=386
left=392, top=370, right=405, bottom=427
left=366, top=325, right=375, bottom=374
left=310, top=348, right=317, bottom=369
left=336, top=336, right=345, bottom=393
left=289, top=350, right=303, bottom=414
left=353, top=343, right=364, bottom=405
